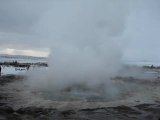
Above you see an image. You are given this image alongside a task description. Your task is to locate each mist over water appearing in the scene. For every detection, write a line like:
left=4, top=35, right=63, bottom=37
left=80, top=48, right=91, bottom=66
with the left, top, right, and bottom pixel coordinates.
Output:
left=27, top=0, right=133, bottom=99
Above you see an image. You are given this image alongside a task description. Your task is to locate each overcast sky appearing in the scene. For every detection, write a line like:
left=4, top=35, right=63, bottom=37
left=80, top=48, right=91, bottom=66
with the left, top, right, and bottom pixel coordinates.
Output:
left=123, top=0, right=160, bottom=62
left=0, top=0, right=160, bottom=61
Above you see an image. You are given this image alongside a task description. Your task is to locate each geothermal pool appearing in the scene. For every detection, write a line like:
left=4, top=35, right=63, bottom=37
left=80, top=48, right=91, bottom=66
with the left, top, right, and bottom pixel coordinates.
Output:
left=2, top=66, right=160, bottom=110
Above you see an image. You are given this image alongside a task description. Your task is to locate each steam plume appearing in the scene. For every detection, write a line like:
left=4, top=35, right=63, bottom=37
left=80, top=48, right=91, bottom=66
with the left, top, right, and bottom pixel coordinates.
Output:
left=28, top=0, right=131, bottom=94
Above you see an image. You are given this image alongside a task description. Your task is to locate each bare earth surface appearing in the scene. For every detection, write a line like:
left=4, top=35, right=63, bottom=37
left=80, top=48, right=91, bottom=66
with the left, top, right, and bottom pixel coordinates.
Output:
left=1, top=75, right=160, bottom=120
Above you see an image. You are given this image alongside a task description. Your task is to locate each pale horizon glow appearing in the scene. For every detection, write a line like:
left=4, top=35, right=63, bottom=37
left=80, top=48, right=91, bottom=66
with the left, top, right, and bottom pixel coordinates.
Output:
left=0, top=48, right=49, bottom=57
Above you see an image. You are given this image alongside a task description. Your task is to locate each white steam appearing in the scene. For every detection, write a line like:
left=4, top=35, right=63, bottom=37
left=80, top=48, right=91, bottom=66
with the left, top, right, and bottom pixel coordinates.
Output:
left=28, top=0, right=132, bottom=95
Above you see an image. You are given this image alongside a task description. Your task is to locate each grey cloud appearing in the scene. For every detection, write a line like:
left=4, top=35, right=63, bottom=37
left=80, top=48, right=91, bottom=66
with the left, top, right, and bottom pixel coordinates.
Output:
left=0, top=0, right=52, bottom=33
left=0, top=0, right=160, bottom=62
left=0, top=0, right=53, bottom=49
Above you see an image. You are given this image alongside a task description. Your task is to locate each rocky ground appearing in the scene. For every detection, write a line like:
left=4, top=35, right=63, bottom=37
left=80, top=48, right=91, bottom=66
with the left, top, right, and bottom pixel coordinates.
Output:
left=1, top=75, right=160, bottom=120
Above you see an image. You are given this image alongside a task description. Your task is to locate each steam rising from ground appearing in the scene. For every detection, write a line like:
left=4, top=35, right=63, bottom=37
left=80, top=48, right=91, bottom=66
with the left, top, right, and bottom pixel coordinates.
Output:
left=27, top=0, right=132, bottom=98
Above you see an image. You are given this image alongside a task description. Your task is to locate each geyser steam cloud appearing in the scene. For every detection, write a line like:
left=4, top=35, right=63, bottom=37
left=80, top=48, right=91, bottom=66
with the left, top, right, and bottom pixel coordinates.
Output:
left=29, top=0, right=131, bottom=91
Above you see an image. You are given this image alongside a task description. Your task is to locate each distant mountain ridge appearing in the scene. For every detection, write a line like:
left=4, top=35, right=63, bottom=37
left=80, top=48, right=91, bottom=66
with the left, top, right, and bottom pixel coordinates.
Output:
left=0, top=54, right=47, bottom=60
left=0, top=54, right=47, bottom=63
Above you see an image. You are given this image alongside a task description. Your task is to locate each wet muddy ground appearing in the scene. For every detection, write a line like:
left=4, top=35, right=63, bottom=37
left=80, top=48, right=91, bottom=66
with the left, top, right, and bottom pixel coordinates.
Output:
left=1, top=75, right=160, bottom=120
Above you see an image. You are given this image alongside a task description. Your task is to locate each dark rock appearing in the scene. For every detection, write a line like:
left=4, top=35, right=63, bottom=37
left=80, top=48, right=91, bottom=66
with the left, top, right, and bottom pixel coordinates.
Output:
left=7, top=113, right=22, bottom=120
left=0, top=106, right=14, bottom=114
left=134, top=103, right=154, bottom=110
left=80, top=108, right=98, bottom=112
left=17, top=106, right=57, bottom=118
left=144, top=107, right=160, bottom=114
left=143, top=114, right=154, bottom=120
left=38, top=114, right=48, bottom=120
left=0, top=115, right=7, bottom=120
left=109, top=105, right=141, bottom=115
left=0, top=103, right=7, bottom=106
left=17, top=107, right=44, bottom=114
left=61, top=110, right=76, bottom=117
